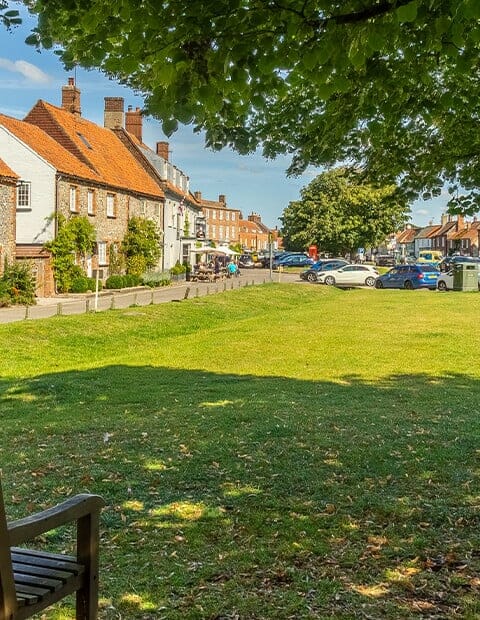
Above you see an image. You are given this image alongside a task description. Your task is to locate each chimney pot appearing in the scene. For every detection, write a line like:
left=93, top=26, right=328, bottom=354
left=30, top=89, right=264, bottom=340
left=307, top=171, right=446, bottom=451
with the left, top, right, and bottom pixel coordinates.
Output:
left=104, top=97, right=125, bottom=129
left=125, top=106, right=143, bottom=142
left=156, top=141, right=169, bottom=160
left=62, top=78, right=81, bottom=116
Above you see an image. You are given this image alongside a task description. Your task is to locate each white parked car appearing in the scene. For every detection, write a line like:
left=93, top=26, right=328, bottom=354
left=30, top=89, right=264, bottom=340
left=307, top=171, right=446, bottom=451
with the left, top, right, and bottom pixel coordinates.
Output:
left=317, top=264, right=379, bottom=287
left=437, top=268, right=480, bottom=291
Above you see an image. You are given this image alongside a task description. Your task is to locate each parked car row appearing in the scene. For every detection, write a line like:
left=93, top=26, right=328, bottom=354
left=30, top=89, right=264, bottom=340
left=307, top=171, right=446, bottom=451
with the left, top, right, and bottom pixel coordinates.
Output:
left=300, top=259, right=480, bottom=291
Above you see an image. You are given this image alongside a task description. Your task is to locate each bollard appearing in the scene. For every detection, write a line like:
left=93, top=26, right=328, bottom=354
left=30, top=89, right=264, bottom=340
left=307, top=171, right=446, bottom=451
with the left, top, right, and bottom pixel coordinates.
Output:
left=184, top=286, right=190, bottom=300
left=110, top=296, right=115, bottom=310
left=231, top=281, right=234, bottom=290
left=196, top=287, right=199, bottom=298
left=24, top=305, right=29, bottom=320
left=57, top=303, right=62, bottom=315
left=151, top=291, right=154, bottom=305
left=223, top=282, right=227, bottom=292
left=133, top=293, right=137, bottom=306
left=206, top=286, right=209, bottom=295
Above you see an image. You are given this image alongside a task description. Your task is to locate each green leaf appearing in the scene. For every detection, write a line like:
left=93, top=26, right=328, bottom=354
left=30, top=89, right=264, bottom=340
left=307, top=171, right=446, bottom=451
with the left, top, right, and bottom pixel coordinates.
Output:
left=396, top=1, right=418, bottom=23
left=162, top=118, right=178, bottom=136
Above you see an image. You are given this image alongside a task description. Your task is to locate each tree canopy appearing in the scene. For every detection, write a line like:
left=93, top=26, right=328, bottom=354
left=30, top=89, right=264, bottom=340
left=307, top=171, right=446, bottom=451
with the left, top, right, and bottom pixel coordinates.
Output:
left=16, top=0, right=480, bottom=212
left=281, top=168, right=409, bottom=255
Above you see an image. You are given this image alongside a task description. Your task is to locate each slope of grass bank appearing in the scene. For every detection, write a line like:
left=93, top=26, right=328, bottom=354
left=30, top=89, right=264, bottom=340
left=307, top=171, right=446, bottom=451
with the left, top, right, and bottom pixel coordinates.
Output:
left=1, top=284, right=480, bottom=618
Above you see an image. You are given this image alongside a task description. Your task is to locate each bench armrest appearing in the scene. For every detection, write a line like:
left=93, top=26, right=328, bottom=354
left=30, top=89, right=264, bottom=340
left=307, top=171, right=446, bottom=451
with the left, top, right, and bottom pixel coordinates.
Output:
left=7, top=494, right=104, bottom=546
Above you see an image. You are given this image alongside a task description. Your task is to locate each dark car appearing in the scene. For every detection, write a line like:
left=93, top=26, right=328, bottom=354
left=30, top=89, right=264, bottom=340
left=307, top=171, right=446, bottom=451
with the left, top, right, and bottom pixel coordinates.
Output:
left=439, top=255, right=480, bottom=272
left=375, top=264, right=440, bottom=290
left=238, top=254, right=255, bottom=269
left=300, top=259, right=349, bottom=282
left=374, top=254, right=396, bottom=267
left=273, top=254, right=314, bottom=269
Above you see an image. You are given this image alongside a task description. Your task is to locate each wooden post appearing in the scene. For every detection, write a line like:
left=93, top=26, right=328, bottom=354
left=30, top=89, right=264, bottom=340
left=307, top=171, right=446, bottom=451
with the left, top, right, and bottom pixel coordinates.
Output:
left=184, top=287, right=190, bottom=300
left=85, top=299, right=90, bottom=313
left=76, top=510, right=101, bottom=619
left=150, top=291, right=154, bottom=305
left=57, top=303, right=62, bottom=315
left=24, top=306, right=29, bottom=320
left=110, top=296, right=115, bottom=310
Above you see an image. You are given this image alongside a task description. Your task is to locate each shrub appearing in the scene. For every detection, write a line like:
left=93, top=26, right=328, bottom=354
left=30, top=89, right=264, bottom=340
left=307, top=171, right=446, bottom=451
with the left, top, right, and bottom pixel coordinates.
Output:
left=126, top=254, right=148, bottom=277
left=0, top=280, right=11, bottom=307
left=87, top=277, right=102, bottom=292
left=123, top=274, right=141, bottom=287
left=142, top=271, right=171, bottom=288
left=1, top=261, right=36, bottom=305
left=105, top=275, right=124, bottom=289
left=170, top=261, right=187, bottom=276
left=70, top=276, right=91, bottom=293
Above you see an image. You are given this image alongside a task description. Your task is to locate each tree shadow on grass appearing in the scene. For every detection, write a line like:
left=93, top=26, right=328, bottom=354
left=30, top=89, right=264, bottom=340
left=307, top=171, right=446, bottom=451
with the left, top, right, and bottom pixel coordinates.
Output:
left=1, top=366, right=480, bottom=618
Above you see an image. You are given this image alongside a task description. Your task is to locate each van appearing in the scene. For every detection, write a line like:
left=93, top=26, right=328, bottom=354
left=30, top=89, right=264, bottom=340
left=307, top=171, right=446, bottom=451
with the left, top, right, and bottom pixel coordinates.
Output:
left=417, top=250, right=443, bottom=264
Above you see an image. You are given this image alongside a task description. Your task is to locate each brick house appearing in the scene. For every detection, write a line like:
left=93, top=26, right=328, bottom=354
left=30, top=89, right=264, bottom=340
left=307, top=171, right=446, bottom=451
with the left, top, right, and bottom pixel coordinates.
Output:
left=238, top=213, right=271, bottom=251
left=429, top=214, right=464, bottom=255
left=0, top=158, right=18, bottom=275
left=0, top=79, right=165, bottom=293
left=194, top=193, right=241, bottom=246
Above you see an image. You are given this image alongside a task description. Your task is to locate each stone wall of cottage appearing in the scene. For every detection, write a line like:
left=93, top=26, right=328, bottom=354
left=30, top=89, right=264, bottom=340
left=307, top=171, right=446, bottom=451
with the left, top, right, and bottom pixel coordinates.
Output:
left=57, top=179, right=163, bottom=275
left=0, top=181, right=16, bottom=275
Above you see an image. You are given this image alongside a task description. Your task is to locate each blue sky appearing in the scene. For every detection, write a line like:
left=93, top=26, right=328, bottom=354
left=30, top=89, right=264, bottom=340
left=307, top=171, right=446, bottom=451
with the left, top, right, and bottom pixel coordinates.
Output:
left=0, top=3, right=449, bottom=228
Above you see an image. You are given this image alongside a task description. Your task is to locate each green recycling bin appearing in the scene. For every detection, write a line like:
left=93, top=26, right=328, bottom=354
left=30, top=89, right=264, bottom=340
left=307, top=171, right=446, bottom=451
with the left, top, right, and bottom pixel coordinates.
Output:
left=453, top=262, right=480, bottom=291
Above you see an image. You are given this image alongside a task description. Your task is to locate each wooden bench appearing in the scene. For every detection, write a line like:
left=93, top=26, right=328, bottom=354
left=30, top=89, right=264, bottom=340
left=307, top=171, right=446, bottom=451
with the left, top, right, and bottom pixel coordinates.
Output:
left=0, top=478, right=104, bottom=619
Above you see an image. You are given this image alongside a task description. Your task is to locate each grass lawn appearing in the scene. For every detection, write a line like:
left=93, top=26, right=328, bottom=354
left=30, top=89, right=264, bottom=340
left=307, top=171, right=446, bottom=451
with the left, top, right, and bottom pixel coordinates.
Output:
left=1, top=284, right=480, bottom=619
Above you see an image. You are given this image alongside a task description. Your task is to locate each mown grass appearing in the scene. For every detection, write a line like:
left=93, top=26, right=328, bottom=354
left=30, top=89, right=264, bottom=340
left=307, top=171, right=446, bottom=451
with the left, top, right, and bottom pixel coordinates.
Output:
left=2, top=284, right=480, bottom=618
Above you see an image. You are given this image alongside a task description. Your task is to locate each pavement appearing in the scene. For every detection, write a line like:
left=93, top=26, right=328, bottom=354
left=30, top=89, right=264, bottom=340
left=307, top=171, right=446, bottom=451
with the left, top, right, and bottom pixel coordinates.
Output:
left=0, top=269, right=299, bottom=324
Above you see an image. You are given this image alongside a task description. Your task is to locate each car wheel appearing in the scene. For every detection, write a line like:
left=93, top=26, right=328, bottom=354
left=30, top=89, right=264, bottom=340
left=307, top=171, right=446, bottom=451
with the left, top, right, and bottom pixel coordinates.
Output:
left=324, top=275, right=335, bottom=286
left=375, top=279, right=384, bottom=289
left=437, top=280, right=448, bottom=291
left=365, top=276, right=376, bottom=287
left=307, top=272, right=317, bottom=283
left=404, top=280, right=414, bottom=290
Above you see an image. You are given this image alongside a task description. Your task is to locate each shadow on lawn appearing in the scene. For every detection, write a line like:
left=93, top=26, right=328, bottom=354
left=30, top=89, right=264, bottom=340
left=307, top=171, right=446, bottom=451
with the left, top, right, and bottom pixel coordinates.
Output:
left=1, top=366, right=480, bottom=618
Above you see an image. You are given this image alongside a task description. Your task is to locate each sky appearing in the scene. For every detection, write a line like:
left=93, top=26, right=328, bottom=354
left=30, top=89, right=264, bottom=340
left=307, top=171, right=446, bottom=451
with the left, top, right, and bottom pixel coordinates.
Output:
left=0, top=3, right=450, bottom=229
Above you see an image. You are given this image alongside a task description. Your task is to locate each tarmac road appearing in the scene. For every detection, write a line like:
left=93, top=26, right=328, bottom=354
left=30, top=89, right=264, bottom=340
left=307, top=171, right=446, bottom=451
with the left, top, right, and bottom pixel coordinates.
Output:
left=0, top=269, right=300, bottom=325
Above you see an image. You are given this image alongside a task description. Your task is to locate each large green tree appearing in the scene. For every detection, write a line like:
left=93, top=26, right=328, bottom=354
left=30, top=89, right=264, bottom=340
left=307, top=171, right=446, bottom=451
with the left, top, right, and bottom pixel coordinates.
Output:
left=281, top=168, right=409, bottom=256
left=15, top=0, right=480, bottom=211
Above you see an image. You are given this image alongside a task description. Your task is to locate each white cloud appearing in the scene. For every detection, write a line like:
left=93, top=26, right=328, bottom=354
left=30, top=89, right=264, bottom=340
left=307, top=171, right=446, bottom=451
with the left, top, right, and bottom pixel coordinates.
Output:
left=415, top=209, right=430, bottom=216
left=0, top=58, right=52, bottom=84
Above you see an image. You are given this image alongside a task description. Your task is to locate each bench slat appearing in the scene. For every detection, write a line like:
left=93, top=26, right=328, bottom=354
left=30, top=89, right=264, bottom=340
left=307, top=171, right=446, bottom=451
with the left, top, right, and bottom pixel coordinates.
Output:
left=11, top=548, right=84, bottom=575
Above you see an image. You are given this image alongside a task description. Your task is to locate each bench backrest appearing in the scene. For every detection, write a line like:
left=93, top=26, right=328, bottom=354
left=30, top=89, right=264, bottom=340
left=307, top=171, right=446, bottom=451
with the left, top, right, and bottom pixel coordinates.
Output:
left=0, top=479, right=17, bottom=617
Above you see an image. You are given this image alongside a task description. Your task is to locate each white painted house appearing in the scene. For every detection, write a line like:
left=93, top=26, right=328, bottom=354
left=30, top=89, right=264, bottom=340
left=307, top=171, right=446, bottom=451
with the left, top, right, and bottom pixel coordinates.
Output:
left=0, top=115, right=56, bottom=245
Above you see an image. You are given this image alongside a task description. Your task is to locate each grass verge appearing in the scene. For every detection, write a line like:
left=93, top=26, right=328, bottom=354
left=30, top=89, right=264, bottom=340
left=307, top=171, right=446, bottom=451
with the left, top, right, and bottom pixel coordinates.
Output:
left=1, top=283, right=480, bottom=618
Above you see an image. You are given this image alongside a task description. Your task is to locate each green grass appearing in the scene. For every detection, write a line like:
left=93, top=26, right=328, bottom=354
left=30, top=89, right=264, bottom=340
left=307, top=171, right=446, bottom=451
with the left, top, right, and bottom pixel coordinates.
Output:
left=2, top=284, right=480, bottom=618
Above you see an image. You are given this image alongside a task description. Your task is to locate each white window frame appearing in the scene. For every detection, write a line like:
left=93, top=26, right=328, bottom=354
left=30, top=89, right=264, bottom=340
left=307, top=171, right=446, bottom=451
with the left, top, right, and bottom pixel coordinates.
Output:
left=69, top=185, right=78, bottom=212
left=87, top=189, right=95, bottom=215
left=97, top=241, right=107, bottom=266
left=16, top=181, right=31, bottom=209
left=106, top=193, right=115, bottom=218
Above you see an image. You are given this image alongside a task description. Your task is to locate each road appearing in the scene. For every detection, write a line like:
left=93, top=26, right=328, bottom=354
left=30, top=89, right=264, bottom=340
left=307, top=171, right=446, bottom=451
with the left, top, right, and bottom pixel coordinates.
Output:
left=0, top=269, right=299, bottom=325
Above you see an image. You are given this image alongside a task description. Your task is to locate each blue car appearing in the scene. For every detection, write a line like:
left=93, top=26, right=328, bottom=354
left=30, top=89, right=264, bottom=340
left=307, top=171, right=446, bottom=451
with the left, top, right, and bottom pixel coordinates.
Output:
left=375, top=264, right=440, bottom=290
left=273, top=255, right=314, bottom=269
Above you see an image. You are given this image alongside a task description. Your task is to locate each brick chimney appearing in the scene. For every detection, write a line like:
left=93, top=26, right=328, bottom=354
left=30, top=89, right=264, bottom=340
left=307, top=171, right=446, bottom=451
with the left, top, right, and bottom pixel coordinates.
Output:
left=156, top=141, right=169, bottom=160
left=219, top=194, right=226, bottom=204
left=248, top=212, right=262, bottom=224
left=194, top=191, right=202, bottom=201
left=104, top=97, right=124, bottom=129
left=456, top=214, right=464, bottom=230
left=61, top=77, right=81, bottom=116
left=125, top=106, right=142, bottom=142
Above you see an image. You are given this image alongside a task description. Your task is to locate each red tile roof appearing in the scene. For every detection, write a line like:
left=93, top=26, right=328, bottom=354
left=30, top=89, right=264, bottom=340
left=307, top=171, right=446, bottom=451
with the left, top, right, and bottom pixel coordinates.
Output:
left=0, top=113, right=100, bottom=182
left=24, top=101, right=164, bottom=199
left=0, top=157, right=18, bottom=180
